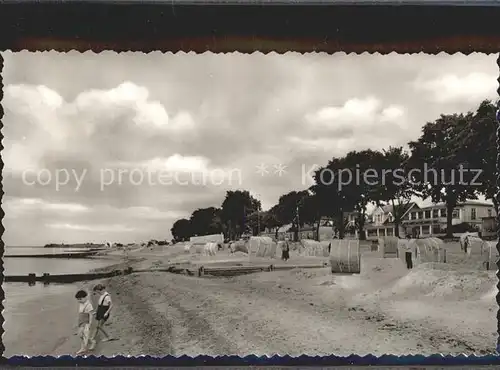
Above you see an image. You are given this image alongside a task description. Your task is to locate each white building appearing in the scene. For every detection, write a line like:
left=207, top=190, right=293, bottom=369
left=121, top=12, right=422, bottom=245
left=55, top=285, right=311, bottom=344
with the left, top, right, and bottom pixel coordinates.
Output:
left=365, top=200, right=496, bottom=240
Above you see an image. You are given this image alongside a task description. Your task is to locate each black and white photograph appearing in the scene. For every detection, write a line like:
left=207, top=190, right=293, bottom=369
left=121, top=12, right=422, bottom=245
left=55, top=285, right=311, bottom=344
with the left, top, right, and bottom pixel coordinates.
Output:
left=2, top=51, right=499, bottom=357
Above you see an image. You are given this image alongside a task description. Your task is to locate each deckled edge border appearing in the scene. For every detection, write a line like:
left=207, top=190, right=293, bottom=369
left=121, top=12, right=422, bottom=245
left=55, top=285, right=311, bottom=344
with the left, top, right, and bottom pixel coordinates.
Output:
left=3, top=354, right=500, bottom=365
left=495, top=50, right=500, bottom=357
left=0, top=38, right=499, bottom=370
left=1, top=50, right=5, bottom=359
left=2, top=52, right=500, bottom=366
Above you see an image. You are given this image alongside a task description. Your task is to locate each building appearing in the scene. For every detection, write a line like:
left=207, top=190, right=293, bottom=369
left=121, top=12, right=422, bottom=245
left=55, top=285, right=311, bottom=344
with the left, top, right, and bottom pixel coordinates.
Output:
left=262, top=217, right=340, bottom=241
left=261, top=223, right=294, bottom=241
left=365, top=202, right=416, bottom=240
left=365, top=200, right=496, bottom=240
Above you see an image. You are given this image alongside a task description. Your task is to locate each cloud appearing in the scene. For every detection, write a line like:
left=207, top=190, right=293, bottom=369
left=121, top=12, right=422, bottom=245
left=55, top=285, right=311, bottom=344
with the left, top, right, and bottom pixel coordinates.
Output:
left=125, top=206, right=183, bottom=220
left=305, top=97, right=382, bottom=126
left=380, top=105, right=405, bottom=122
left=293, top=98, right=409, bottom=154
left=413, top=72, right=497, bottom=104
left=2, top=82, right=198, bottom=175
left=147, top=154, right=210, bottom=173
left=3, top=197, right=90, bottom=218
left=46, top=223, right=136, bottom=232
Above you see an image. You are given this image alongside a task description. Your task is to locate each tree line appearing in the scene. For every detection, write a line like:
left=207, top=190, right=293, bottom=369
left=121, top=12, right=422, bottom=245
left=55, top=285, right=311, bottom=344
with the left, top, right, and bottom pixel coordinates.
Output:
left=171, top=100, right=498, bottom=242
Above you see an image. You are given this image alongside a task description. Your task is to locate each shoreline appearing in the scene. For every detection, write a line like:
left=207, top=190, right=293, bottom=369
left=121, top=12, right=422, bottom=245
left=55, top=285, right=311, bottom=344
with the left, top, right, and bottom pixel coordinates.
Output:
left=4, top=242, right=497, bottom=357
left=3, top=252, right=136, bottom=357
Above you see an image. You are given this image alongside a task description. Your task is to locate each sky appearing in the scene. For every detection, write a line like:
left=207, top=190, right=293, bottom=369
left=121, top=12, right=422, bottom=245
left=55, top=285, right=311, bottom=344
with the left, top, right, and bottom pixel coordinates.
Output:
left=2, top=52, right=498, bottom=246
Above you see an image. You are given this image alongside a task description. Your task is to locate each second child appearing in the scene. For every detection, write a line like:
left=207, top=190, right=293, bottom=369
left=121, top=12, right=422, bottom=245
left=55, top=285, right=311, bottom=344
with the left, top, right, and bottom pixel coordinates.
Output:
left=92, top=284, right=113, bottom=342
left=75, top=290, right=96, bottom=355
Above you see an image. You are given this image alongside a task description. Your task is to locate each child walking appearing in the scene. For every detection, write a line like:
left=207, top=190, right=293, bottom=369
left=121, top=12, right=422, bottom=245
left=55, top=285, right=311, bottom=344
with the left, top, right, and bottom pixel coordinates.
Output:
left=75, top=290, right=96, bottom=355
left=92, top=284, right=113, bottom=343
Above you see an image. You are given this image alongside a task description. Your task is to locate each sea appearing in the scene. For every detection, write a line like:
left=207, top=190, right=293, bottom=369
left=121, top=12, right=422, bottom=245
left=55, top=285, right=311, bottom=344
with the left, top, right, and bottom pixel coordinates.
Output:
left=4, top=246, right=116, bottom=275
left=3, top=246, right=117, bottom=354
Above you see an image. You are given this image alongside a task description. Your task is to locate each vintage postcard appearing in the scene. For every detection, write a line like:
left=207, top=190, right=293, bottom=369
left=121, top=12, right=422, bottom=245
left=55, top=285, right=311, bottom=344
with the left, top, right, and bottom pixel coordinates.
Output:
left=1, top=50, right=499, bottom=358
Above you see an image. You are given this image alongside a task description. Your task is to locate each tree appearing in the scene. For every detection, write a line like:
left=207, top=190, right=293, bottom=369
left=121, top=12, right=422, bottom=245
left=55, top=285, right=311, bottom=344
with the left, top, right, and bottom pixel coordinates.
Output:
left=373, top=146, right=419, bottom=238
left=298, top=187, right=332, bottom=241
left=262, top=205, right=282, bottom=239
left=450, top=100, right=497, bottom=210
left=313, top=150, right=384, bottom=240
left=340, top=149, right=386, bottom=240
left=220, top=190, right=260, bottom=240
left=313, top=157, right=355, bottom=239
left=276, top=190, right=309, bottom=241
left=247, top=210, right=263, bottom=236
left=189, top=207, right=223, bottom=236
left=408, top=113, right=478, bottom=238
left=170, top=218, right=191, bottom=242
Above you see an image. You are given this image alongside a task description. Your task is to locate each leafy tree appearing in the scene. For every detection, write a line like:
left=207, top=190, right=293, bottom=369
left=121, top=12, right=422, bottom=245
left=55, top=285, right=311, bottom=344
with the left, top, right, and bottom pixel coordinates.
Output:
left=313, top=157, right=355, bottom=239
left=340, top=149, right=386, bottom=240
left=170, top=218, right=191, bottom=242
left=313, top=150, right=384, bottom=239
left=247, top=210, right=265, bottom=236
left=276, top=190, right=309, bottom=241
left=298, top=187, right=332, bottom=241
left=408, top=113, right=478, bottom=238
left=189, top=207, right=223, bottom=236
left=221, top=190, right=260, bottom=240
left=261, top=205, right=282, bottom=239
left=373, top=146, right=419, bottom=238
left=450, top=100, right=497, bottom=210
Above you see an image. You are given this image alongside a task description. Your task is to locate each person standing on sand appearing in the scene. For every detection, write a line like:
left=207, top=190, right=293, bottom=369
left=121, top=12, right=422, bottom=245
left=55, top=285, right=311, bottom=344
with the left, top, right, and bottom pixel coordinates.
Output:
left=75, top=290, right=96, bottom=355
left=405, top=249, right=413, bottom=269
left=282, top=239, right=290, bottom=261
left=91, top=284, right=114, bottom=344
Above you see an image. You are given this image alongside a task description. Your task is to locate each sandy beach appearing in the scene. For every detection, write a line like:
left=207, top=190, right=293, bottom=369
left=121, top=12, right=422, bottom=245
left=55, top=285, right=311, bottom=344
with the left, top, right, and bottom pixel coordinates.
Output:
left=4, top=241, right=497, bottom=357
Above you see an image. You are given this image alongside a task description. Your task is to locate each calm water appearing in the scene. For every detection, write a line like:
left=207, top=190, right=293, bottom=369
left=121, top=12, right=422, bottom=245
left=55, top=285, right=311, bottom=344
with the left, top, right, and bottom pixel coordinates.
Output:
left=4, top=246, right=114, bottom=275
left=3, top=282, right=81, bottom=354
left=3, top=246, right=116, bottom=311
left=4, top=247, right=117, bottom=353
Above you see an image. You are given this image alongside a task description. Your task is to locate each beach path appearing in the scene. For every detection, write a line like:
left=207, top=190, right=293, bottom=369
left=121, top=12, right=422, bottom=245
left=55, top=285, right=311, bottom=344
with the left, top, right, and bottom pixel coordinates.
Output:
left=90, top=267, right=494, bottom=357
left=5, top=259, right=495, bottom=357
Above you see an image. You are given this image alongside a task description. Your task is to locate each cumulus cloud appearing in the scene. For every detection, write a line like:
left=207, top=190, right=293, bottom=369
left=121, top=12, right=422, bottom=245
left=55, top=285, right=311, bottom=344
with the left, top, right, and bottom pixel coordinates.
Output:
left=2, top=51, right=496, bottom=245
left=46, top=223, right=136, bottom=233
left=413, top=72, right=497, bottom=104
left=3, top=197, right=90, bottom=218
left=2, top=82, right=197, bottom=174
left=293, top=98, right=409, bottom=154
left=380, top=105, right=405, bottom=122
left=305, top=97, right=382, bottom=126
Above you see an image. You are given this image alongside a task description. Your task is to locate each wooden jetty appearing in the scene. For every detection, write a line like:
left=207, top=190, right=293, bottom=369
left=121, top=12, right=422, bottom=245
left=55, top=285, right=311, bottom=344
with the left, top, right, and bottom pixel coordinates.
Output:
left=4, top=261, right=330, bottom=285
left=4, top=267, right=134, bottom=285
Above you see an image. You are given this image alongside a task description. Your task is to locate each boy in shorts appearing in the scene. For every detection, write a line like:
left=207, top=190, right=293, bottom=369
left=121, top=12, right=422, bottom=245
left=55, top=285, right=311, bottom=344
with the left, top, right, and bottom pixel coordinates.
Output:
left=75, top=290, right=96, bottom=355
left=91, top=284, right=113, bottom=342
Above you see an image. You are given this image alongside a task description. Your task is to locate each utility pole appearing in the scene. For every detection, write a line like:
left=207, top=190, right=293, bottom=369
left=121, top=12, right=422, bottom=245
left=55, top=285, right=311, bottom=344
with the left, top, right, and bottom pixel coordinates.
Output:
left=296, top=204, right=300, bottom=242
left=257, top=207, right=260, bottom=236
left=243, top=205, right=247, bottom=238
left=255, top=193, right=261, bottom=237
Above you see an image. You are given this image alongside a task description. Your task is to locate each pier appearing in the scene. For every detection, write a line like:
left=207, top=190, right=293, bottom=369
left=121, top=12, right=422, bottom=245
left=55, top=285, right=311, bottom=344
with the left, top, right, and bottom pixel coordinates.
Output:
left=4, top=267, right=134, bottom=285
